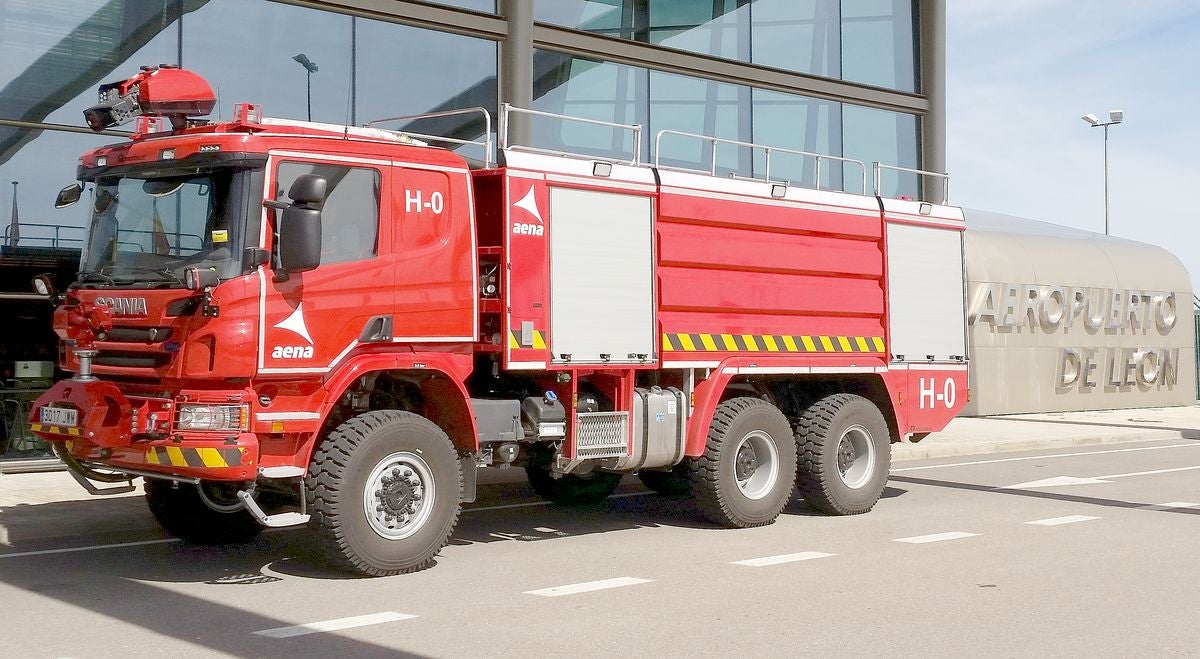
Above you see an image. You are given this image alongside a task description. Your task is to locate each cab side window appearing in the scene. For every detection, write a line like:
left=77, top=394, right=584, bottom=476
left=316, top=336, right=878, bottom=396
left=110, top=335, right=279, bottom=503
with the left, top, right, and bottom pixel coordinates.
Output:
left=276, top=162, right=380, bottom=265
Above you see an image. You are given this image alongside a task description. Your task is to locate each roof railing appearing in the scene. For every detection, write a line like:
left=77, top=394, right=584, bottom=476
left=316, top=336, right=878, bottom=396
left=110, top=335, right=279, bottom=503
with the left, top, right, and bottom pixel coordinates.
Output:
left=653, top=130, right=869, bottom=195
left=366, top=107, right=494, bottom=168
left=499, top=103, right=643, bottom=166
left=873, top=163, right=950, bottom=204
left=356, top=105, right=951, bottom=204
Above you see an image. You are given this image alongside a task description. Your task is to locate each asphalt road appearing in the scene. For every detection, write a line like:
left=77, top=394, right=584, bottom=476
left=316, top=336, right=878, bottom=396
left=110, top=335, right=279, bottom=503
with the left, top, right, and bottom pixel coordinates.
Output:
left=3, top=438, right=1200, bottom=658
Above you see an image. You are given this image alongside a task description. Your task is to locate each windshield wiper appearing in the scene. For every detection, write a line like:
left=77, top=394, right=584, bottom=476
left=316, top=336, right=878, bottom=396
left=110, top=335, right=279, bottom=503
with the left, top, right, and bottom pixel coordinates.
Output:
left=78, top=270, right=118, bottom=284
left=143, top=268, right=187, bottom=286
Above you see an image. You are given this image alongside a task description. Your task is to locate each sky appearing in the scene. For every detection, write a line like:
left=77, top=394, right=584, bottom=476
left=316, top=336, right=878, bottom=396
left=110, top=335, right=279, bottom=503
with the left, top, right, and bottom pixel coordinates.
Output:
left=946, top=0, right=1200, bottom=294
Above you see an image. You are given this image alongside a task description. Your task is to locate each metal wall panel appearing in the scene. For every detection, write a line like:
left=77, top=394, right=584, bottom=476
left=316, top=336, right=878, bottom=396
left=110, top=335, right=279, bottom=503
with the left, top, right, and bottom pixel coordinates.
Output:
left=549, top=187, right=654, bottom=363
left=962, top=210, right=1195, bottom=415
left=886, top=223, right=967, bottom=361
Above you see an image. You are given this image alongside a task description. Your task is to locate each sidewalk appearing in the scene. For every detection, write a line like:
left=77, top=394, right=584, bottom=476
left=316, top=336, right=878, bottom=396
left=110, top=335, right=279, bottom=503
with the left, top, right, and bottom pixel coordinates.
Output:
left=892, top=405, right=1200, bottom=460
left=3, top=406, right=1198, bottom=507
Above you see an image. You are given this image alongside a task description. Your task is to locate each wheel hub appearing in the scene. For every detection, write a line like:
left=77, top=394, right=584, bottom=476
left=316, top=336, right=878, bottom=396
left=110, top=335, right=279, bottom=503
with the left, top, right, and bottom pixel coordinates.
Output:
left=835, top=425, right=875, bottom=490
left=735, top=444, right=759, bottom=480
left=377, top=468, right=423, bottom=518
left=732, top=430, right=779, bottom=501
left=364, top=453, right=435, bottom=539
left=837, top=439, right=855, bottom=475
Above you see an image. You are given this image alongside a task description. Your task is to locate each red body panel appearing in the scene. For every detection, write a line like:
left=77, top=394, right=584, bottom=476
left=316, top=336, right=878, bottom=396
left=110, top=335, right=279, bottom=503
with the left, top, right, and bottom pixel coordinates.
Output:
left=504, top=174, right=552, bottom=368
left=657, top=185, right=887, bottom=363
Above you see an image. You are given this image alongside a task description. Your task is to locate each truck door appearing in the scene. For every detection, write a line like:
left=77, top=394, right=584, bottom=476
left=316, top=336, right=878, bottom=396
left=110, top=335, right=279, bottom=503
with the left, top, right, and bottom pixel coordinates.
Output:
left=259, top=156, right=395, bottom=375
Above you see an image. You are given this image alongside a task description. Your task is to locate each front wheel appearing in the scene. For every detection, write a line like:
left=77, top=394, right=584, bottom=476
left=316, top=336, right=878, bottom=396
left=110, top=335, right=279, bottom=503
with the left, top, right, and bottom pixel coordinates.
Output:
left=307, top=410, right=462, bottom=576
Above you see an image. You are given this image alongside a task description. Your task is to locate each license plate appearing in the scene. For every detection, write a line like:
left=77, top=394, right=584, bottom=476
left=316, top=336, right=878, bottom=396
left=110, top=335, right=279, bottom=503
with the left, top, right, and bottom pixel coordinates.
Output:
left=40, top=406, right=78, bottom=427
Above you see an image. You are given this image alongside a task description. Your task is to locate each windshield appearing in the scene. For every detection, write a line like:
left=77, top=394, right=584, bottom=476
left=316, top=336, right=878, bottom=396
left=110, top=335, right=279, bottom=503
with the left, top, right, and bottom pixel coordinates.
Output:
left=79, top=168, right=257, bottom=286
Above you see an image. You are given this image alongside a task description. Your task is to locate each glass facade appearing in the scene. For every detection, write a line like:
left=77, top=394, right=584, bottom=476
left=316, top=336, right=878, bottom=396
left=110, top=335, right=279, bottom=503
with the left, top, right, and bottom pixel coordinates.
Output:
left=535, top=0, right=918, bottom=92
left=532, top=51, right=918, bottom=196
left=0, top=0, right=497, bottom=250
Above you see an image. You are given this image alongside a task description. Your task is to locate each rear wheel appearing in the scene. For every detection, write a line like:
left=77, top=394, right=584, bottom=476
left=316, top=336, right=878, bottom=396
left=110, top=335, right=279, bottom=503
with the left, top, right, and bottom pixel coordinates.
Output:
left=145, top=479, right=262, bottom=545
left=526, top=447, right=622, bottom=504
left=794, top=393, right=891, bottom=515
left=686, top=397, right=797, bottom=528
left=307, top=410, right=462, bottom=576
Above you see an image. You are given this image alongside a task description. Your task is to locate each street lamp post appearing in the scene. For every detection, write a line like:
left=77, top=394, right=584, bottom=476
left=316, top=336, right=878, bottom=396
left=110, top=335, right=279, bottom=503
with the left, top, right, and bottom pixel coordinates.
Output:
left=1081, top=109, right=1124, bottom=235
left=292, top=53, right=319, bottom=121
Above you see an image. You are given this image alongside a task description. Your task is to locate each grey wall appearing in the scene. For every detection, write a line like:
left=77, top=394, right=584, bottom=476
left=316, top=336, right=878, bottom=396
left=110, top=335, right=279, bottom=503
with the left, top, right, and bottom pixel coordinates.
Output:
left=963, top=210, right=1195, bottom=415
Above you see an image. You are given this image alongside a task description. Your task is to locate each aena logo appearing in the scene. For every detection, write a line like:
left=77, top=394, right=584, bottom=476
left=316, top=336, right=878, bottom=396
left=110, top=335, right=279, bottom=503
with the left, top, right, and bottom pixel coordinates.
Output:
left=272, top=345, right=314, bottom=359
left=512, top=185, right=544, bottom=236
left=271, top=303, right=314, bottom=360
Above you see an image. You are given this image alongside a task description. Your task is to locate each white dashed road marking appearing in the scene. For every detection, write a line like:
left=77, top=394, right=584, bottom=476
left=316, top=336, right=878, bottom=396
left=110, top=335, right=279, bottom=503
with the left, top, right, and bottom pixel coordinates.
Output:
left=732, top=552, right=835, bottom=567
left=525, top=577, right=653, bottom=597
left=252, top=612, right=416, bottom=638
left=1025, top=515, right=1100, bottom=526
left=894, top=532, right=979, bottom=544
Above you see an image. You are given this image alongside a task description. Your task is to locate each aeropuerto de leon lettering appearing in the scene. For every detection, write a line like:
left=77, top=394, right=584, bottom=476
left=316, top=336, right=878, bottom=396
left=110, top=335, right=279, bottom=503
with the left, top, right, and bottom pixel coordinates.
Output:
left=969, top=283, right=1179, bottom=389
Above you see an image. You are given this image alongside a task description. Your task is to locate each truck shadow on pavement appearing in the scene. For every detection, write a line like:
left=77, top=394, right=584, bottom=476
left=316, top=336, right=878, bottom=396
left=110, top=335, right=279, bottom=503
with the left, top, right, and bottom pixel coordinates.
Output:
left=890, top=474, right=1200, bottom=515
left=0, top=532, right=431, bottom=658
left=984, top=416, right=1200, bottom=438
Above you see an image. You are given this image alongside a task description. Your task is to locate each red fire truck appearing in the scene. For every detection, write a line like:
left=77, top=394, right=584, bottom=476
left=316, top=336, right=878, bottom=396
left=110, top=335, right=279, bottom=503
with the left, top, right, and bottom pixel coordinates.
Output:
left=30, top=66, right=969, bottom=576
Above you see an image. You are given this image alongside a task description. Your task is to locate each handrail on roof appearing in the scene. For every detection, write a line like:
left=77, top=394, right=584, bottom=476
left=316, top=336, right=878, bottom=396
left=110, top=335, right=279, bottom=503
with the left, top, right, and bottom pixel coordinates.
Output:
left=873, top=163, right=950, bottom=205
left=499, top=103, right=643, bottom=166
left=653, top=129, right=869, bottom=195
left=366, top=107, right=494, bottom=168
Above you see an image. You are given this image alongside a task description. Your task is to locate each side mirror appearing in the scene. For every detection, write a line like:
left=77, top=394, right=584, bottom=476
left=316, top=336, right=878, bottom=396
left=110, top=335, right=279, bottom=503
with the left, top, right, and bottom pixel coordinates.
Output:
left=278, top=206, right=322, bottom=273
left=32, top=274, right=56, bottom=298
left=288, top=174, right=327, bottom=206
left=264, top=174, right=326, bottom=276
left=55, top=183, right=83, bottom=209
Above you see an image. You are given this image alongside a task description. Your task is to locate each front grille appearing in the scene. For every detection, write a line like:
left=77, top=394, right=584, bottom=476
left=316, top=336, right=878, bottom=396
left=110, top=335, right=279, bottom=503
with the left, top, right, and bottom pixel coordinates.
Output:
left=575, top=412, right=629, bottom=458
left=106, top=326, right=172, bottom=343
left=94, top=350, right=171, bottom=369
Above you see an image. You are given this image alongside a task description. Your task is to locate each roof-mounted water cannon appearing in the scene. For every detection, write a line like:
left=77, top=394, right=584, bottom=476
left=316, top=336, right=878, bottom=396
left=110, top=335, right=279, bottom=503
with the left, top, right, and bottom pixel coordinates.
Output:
left=84, top=65, right=216, bottom=133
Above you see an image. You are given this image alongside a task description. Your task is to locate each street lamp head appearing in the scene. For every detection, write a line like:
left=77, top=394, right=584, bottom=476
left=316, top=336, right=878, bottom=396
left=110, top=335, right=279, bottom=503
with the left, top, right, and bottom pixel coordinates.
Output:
left=1081, top=113, right=1100, bottom=126
left=1109, top=109, right=1124, bottom=124
left=292, top=53, right=319, bottom=73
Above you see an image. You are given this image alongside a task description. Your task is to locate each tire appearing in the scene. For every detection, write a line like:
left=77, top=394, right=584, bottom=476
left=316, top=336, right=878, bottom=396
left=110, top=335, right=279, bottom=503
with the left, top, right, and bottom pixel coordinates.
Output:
left=307, top=410, right=462, bottom=576
left=637, top=468, right=690, bottom=496
left=686, top=397, right=797, bottom=528
left=144, top=479, right=262, bottom=545
left=795, top=393, right=891, bottom=515
left=525, top=447, right=622, bottom=505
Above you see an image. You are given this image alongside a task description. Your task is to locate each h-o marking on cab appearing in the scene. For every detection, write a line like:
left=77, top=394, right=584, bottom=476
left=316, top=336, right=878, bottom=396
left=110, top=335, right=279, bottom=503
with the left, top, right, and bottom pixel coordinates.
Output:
left=405, top=189, right=444, bottom=215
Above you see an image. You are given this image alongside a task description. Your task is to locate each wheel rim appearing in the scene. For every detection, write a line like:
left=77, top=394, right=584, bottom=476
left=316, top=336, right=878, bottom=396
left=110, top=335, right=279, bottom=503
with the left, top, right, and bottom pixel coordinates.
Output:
left=836, top=424, right=875, bottom=490
left=732, top=430, right=779, bottom=500
left=363, top=451, right=436, bottom=540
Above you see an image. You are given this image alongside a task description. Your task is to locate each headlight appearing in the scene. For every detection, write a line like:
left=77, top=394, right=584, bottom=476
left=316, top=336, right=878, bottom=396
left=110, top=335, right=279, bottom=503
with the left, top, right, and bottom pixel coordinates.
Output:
left=176, top=404, right=248, bottom=432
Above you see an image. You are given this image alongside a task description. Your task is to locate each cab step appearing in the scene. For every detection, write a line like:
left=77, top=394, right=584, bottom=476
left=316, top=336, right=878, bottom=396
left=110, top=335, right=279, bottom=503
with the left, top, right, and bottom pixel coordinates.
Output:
left=236, top=489, right=311, bottom=528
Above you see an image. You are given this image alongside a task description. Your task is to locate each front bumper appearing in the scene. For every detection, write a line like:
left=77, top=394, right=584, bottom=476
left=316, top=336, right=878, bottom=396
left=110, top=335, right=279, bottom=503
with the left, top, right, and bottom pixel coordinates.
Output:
left=29, top=378, right=259, bottom=482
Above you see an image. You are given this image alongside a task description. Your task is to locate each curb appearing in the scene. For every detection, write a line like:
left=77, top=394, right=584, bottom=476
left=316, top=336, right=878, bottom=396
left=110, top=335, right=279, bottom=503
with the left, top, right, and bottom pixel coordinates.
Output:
left=891, top=428, right=1187, bottom=462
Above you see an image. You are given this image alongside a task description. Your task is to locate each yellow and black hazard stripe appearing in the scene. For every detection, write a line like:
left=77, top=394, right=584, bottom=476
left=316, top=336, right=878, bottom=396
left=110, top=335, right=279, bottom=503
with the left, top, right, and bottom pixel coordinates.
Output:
left=508, top=329, right=547, bottom=350
left=29, top=423, right=82, bottom=436
left=145, top=446, right=244, bottom=468
left=662, top=333, right=885, bottom=354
